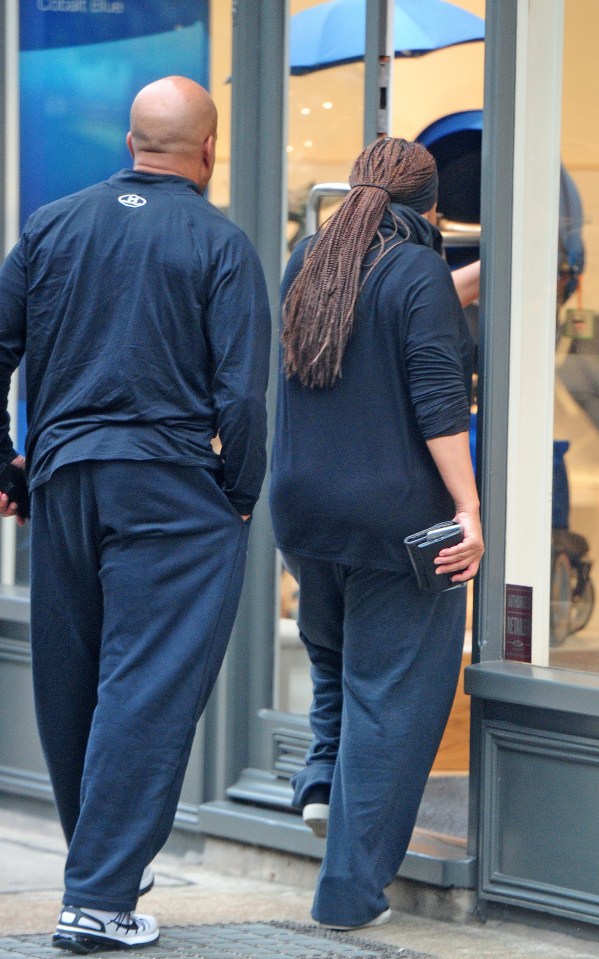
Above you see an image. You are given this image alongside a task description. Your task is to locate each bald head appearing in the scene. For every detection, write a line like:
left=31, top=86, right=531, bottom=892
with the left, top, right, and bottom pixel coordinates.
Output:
left=127, top=76, right=217, bottom=188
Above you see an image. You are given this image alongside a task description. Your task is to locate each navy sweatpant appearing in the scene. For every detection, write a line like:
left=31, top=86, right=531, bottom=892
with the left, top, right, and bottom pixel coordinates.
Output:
left=284, top=554, right=466, bottom=928
left=30, top=460, right=250, bottom=912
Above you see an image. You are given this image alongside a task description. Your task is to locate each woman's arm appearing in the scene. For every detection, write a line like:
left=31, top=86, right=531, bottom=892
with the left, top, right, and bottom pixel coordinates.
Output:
left=426, top=431, right=484, bottom=583
left=452, top=260, right=481, bottom=308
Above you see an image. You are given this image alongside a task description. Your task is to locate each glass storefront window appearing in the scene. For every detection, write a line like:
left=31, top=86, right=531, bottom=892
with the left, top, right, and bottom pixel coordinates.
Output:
left=550, top=0, right=599, bottom=672
left=275, top=2, right=366, bottom=715
left=209, top=0, right=232, bottom=214
left=287, top=62, right=365, bottom=255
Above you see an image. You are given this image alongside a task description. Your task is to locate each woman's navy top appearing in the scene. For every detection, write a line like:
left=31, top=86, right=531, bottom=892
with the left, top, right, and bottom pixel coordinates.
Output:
left=270, top=206, right=474, bottom=573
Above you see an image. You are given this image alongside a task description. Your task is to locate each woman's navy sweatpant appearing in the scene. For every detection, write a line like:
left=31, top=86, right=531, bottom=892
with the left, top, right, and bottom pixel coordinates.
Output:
left=284, top=554, right=466, bottom=928
left=30, top=460, right=250, bottom=913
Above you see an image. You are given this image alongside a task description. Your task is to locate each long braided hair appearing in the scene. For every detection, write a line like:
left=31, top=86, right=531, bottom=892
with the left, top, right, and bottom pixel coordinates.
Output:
left=282, top=137, right=438, bottom=388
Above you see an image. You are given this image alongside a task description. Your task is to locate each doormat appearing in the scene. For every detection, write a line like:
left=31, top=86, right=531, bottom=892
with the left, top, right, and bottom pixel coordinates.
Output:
left=0, top=921, right=434, bottom=959
left=416, top=776, right=468, bottom=838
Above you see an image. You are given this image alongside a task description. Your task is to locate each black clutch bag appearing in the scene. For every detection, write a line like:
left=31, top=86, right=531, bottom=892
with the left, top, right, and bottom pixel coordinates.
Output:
left=404, top=521, right=465, bottom=593
left=0, top=462, right=30, bottom=519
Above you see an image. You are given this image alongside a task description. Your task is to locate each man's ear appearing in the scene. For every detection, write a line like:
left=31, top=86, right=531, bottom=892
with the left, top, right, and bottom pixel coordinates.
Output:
left=203, top=134, right=216, bottom=175
left=126, top=131, right=135, bottom=160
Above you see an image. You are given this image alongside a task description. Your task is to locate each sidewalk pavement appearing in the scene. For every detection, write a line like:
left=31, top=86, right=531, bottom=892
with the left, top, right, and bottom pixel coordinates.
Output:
left=2, top=796, right=599, bottom=959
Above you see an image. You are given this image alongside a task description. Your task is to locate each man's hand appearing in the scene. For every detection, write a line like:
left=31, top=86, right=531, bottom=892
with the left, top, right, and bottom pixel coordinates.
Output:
left=0, top=455, right=27, bottom=526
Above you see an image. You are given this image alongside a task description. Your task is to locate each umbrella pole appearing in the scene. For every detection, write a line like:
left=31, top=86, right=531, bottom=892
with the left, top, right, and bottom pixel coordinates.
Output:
left=363, top=0, right=394, bottom=145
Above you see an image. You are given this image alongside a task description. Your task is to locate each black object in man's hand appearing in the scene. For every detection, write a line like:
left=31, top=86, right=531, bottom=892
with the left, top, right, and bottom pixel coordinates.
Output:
left=0, top=462, right=30, bottom=519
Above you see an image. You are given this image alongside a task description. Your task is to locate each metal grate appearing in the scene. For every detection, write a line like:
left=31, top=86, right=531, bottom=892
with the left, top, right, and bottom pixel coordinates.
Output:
left=0, top=921, right=434, bottom=959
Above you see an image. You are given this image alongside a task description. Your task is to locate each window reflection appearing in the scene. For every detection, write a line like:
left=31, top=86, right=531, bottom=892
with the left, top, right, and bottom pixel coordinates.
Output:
left=551, top=1, right=599, bottom=669
left=276, top=3, right=365, bottom=715
left=287, top=63, right=364, bottom=256
left=552, top=260, right=599, bottom=667
left=278, top=566, right=311, bottom=715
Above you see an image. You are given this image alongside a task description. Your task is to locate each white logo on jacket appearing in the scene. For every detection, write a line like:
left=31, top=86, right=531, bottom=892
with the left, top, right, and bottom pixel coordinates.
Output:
left=118, top=194, right=147, bottom=208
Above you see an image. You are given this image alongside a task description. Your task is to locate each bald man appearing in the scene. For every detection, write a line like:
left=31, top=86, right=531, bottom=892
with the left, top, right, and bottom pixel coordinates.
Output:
left=0, top=77, right=270, bottom=952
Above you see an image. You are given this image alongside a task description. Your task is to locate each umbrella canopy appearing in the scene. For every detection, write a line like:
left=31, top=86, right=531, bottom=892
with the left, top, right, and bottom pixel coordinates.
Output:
left=290, top=0, right=484, bottom=75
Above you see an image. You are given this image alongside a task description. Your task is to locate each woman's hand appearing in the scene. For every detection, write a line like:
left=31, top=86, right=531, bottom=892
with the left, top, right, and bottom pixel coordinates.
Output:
left=434, top=508, right=484, bottom=583
left=425, top=432, right=484, bottom=584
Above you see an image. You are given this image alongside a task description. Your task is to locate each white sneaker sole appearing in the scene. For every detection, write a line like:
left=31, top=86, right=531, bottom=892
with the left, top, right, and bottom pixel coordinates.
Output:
left=53, top=927, right=160, bottom=952
left=319, top=907, right=392, bottom=931
left=302, top=802, right=329, bottom=838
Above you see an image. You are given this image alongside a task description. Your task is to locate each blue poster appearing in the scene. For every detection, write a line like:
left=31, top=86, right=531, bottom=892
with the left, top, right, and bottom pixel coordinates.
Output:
left=17, top=0, right=209, bottom=451
left=19, top=0, right=209, bottom=225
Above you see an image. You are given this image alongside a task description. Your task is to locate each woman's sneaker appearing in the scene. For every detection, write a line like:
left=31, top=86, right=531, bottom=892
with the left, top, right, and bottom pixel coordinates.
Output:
left=302, top=802, right=329, bottom=838
left=52, top=906, right=159, bottom=953
left=319, top=907, right=392, bottom=931
left=139, top=866, right=154, bottom=897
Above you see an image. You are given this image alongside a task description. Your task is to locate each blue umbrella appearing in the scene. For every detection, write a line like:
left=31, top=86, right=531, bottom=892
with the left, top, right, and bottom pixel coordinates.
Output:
left=290, top=0, right=484, bottom=75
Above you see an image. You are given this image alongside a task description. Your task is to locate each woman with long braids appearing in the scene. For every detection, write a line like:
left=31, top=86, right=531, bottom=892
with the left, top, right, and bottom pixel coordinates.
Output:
left=270, top=137, right=484, bottom=931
